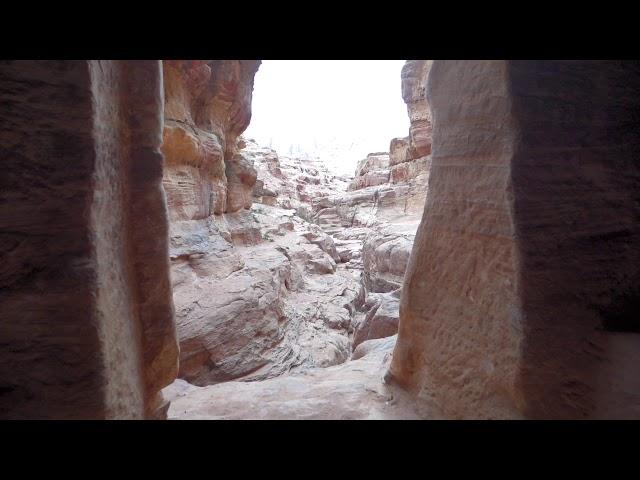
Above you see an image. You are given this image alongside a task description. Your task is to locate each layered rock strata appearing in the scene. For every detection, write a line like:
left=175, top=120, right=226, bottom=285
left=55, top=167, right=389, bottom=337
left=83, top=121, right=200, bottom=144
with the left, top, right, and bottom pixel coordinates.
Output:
left=401, top=60, right=433, bottom=159
left=162, top=60, right=261, bottom=220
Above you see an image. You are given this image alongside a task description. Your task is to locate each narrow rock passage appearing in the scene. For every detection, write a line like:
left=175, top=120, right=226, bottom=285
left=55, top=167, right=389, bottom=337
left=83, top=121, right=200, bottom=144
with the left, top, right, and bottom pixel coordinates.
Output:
left=164, top=133, right=432, bottom=419
left=161, top=60, right=434, bottom=419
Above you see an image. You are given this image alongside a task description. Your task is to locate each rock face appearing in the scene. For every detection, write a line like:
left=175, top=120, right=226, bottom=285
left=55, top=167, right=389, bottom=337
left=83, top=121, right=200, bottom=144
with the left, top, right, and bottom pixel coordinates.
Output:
left=389, top=60, right=640, bottom=420
left=161, top=60, right=435, bottom=393
left=348, top=153, right=391, bottom=190
left=0, top=61, right=178, bottom=419
left=162, top=60, right=261, bottom=220
left=352, top=290, right=401, bottom=350
left=170, top=202, right=359, bottom=385
left=401, top=60, right=433, bottom=159
left=7, top=59, right=635, bottom=421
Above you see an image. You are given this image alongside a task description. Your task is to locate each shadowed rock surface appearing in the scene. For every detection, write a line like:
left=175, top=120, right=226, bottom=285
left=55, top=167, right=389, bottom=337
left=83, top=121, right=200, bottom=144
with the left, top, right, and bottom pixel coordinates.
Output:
left=0, top=60, right=177, bottom=419
left=389, top=60, right=640, bottom=420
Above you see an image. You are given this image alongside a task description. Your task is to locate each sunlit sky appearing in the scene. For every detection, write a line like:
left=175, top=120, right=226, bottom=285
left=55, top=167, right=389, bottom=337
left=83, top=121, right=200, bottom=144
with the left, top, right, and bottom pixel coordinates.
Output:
left=245, top=60, right=409, bottom=175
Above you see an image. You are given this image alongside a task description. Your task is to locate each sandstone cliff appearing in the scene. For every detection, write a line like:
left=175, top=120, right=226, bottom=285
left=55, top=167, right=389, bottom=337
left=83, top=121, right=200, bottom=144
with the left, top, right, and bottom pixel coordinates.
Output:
left=162, top=60, right=261, bottom=219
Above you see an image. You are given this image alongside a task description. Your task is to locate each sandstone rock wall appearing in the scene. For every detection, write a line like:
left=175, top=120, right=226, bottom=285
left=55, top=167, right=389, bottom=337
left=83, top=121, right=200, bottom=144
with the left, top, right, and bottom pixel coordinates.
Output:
left=389, top=60, right=640, bottom=419
left=162, top=60, right=261, bottom=220
left=161, top=61, right=267, bottom=384
left=0, top=60, right=178, bottom=419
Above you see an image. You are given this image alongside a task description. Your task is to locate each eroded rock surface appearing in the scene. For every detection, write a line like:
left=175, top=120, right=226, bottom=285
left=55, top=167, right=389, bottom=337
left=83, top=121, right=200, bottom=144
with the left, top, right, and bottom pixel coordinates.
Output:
left=389, top=60, right=640, bottom=420
left=164, top=86, right=362, bottom=385
left=162, top=60, right=261, bottom=220
left=165, top=335, right=422, bottom=420
left=171, top=202, right=360, bottom=385
left=5, top=59, right=639, bottom=421
left=305, top=61, right=433, bottom=351
left=0, top=60, right=178, bottom=419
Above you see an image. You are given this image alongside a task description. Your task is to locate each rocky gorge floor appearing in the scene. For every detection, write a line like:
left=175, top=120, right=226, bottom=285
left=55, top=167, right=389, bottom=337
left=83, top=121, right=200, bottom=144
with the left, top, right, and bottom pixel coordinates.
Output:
left=161, top=135, right=432, bottom=419
left=165, top=335, right=422, bottom=420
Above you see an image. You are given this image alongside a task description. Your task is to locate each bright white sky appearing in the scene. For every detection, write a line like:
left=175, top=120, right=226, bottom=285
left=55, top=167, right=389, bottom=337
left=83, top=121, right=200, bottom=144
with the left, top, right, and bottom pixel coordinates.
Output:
left=245, top=60, right=409, bottom=175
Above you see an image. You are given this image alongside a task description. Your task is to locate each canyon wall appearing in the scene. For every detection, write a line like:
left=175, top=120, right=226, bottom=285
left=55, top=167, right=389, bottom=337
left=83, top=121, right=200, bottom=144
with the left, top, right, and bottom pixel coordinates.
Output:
left=389, top=60, right=640, bottom=419
left=0, top=60, right=178, bottom=419
left=5, top=59, right=638, bottom=420
left=162, top=60, right=261, bottom=220
left=163, top=61, right=437, bottom=419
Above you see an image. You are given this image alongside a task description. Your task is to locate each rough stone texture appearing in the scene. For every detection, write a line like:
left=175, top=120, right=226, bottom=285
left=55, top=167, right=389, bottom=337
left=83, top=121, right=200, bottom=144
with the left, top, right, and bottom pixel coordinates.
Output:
left=164, top=335, right=422, bottom=420
left=161, top=60, right=261, bottom=221
left=248, top=139, right=350, bottom=214
left=401, top=60, right=433, bottom=159
left=168, top=133, right=361, bottom=386
left=170, top=206, right=357, bottom=385
left=352, top=290, right=400, bottom=349
left=0, top=60, right=178, bottom=419
left=389, top=137, right=410, bottom=166
left=348, top=153, right=391, bottom=190
left=362, top=228, right=414, bottom=293
left=389, top=60, right=640, bottom=420
left=302, top=61, right=433, bottom=354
